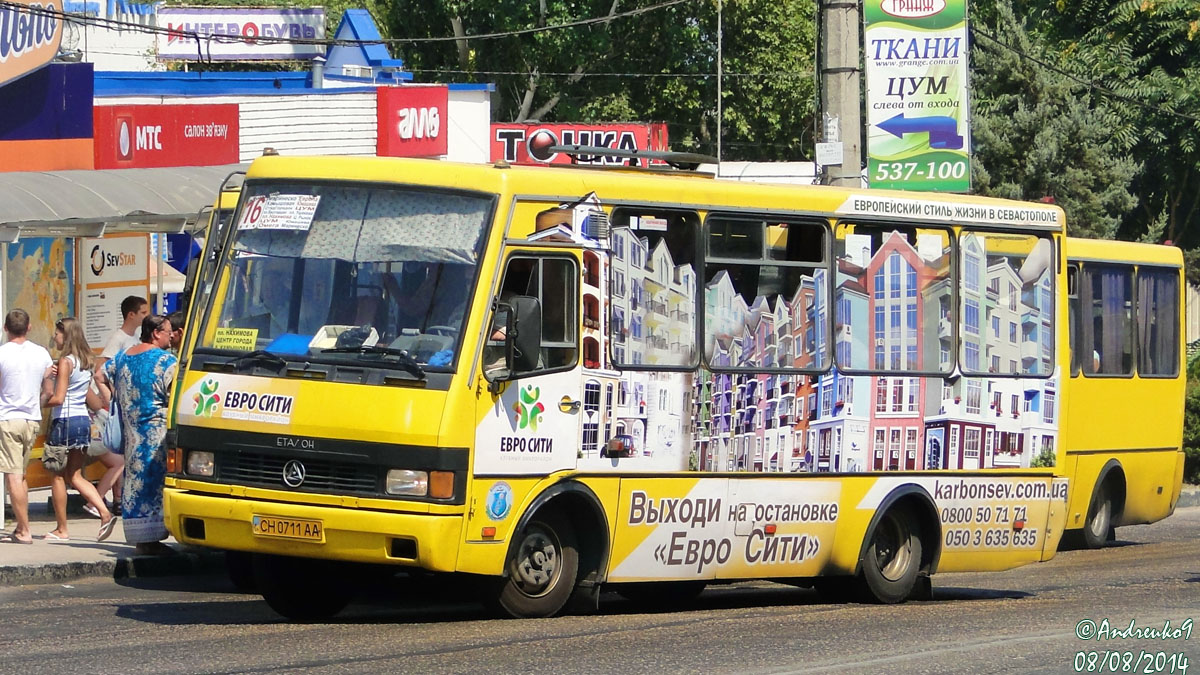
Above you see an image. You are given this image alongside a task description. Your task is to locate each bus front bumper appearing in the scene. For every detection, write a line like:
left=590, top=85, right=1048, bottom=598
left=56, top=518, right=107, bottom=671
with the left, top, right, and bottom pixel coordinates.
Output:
left=163, top=488, right=463, bottom=571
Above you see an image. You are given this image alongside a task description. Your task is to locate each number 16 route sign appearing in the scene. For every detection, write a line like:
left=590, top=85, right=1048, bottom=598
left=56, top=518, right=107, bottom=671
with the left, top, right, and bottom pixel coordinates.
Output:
left=864, top=0, right=971, bottom=192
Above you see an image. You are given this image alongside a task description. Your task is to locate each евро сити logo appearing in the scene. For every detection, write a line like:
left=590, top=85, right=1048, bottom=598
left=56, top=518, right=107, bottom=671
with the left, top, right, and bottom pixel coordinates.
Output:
left=193, top=378, right=220, bottom=416
left=513, top=384, right=545, bottom=432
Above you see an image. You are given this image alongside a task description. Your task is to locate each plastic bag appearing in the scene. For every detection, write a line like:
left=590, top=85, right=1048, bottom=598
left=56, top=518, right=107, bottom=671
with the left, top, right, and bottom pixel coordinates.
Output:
left=102, top=401, right=122, bottom=454
left=87, top=408, right=111, bottom=457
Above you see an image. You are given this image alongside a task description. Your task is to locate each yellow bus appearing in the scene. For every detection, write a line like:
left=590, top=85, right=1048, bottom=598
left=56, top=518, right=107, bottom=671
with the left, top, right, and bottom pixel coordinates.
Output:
left=163, top=153, right=1181, bottom=620
left=1060, top=237, right=1186, bottom=548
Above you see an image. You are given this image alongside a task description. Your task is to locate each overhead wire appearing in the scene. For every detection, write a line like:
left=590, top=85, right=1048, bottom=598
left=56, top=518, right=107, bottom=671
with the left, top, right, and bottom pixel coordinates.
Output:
left=0, top=0, right=698, bottom=48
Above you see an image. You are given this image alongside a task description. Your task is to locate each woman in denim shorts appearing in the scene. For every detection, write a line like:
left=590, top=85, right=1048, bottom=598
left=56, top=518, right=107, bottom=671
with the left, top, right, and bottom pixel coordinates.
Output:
left=42, top=318, right=118, bottom=542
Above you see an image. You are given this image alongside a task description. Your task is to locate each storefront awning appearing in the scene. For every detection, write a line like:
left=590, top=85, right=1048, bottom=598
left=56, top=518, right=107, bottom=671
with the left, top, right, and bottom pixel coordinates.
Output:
left=0, top=163, right=248, bottom=241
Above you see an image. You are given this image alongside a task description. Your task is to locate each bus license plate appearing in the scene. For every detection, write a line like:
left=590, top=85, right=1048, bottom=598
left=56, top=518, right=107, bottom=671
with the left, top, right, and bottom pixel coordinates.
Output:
left=251, top=515, right=324, bottom=542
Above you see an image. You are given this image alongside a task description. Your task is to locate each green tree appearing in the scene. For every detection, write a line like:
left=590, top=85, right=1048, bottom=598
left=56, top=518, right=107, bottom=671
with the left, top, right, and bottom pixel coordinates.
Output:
left=1044, top=1, right=1200, bottom=247
left=1185, top=351, right=1200, bottom=484
left=969, top=1, right=1139, bottom=239
left=382, top=0, right=816, bottom=159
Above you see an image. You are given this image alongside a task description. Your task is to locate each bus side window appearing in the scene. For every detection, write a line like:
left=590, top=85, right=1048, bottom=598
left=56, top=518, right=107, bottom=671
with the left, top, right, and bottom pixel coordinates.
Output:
left=1079, top=263, right=1134, bottom=376
left=1067, top=264, right=1080, bottom=376
left=702, top=214, right=827, bottom=373
left=1136, top=266, right=1180, bottom=377
left=609, top=207, right=699, bottom=370
left=494, top=256, right=577, bottom=374
left=834, top=222, right=952, bottom=376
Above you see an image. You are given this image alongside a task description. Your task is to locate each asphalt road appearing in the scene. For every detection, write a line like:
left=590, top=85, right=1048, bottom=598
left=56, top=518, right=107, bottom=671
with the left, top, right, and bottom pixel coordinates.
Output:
left=2, top=508, right=1197, bottom=675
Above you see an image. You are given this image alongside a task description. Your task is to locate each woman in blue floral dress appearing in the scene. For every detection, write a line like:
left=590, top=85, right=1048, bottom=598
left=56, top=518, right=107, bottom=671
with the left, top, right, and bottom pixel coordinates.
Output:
left=102, top=314, right=177, bottom=555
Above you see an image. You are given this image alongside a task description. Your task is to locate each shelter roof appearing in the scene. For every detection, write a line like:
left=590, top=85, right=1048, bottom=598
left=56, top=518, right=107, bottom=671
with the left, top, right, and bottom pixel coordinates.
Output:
left=0, top=164, right=246, bottom=241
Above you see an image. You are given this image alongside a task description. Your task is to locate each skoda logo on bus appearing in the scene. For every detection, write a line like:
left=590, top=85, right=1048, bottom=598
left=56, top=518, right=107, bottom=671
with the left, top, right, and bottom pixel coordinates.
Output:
left=282, top=460, right=306, bottom=487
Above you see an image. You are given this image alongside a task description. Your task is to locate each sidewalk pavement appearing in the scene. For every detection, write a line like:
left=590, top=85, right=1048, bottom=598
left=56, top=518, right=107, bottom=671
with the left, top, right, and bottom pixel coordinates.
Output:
left=1, top=488, right=222, bottom=586
left=1178, top=484, right=1200, bottom=509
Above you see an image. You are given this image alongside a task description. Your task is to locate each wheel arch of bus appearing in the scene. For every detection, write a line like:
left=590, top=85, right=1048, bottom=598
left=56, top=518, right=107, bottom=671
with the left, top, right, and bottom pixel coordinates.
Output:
left=1090, top=458, right=1127, bottom=524
left=506, top=478, right=612, bottom=593
left=854, top=483, right=942, bottom=577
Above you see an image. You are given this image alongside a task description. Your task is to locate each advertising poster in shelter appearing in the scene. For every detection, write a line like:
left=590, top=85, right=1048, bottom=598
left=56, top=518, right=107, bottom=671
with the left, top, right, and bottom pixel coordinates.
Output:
left=4, top=238, right=74, bottom=348
left=77, top=234, right=150, bottom=349
left=864, top=0, right=970, bottom=192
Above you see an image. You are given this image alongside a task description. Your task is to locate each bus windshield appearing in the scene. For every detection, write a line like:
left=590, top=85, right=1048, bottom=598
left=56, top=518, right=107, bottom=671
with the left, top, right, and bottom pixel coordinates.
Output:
left=196, top=182, right=492, bottom=373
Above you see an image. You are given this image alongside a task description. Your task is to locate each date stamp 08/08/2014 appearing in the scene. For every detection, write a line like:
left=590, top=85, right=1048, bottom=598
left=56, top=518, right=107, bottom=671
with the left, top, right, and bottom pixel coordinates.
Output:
left=1074, top=618, right=1192, bottom=674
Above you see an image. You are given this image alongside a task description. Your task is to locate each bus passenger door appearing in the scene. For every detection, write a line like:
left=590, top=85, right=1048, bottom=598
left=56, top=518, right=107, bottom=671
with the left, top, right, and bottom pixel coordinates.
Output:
left=473, top=252, right=583, bottom=479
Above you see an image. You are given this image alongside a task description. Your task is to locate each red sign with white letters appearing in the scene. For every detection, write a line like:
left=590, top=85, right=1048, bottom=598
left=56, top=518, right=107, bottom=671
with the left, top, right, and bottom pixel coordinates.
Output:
left=93, top=104, right=239, bottom=169
left=490, top=123, right=669, bottom=165
left=376, top=86, right=449, bottom=158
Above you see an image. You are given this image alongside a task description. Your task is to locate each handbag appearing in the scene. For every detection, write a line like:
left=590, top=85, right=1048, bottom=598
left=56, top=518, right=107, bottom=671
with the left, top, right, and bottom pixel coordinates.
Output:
left=41, top=440, right=70, bottom=473
left=102, top=399, right=123, bottom=454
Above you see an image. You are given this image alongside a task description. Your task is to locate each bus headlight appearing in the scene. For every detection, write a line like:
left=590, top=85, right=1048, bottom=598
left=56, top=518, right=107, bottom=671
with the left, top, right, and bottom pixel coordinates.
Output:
left=187, top=451, right=215, bottom=477
left=386, top=469, right=428, bottom=496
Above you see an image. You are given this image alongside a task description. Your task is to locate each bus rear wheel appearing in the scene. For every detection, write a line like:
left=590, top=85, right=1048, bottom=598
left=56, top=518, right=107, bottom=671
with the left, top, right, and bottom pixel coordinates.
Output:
left=857, top=508, right=922, bottom=604
left=1082, top=483, right=1114, bottom=549
left=492, top=511, right=579, bottom=618
left=253, top=554, right=353, bottom=621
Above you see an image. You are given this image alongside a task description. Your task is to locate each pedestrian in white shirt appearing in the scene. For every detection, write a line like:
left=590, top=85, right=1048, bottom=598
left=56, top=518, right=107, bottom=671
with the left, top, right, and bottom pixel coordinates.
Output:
left=98, top=295, right=148, bottom=368
left=0, top=309, right=54, bottom=545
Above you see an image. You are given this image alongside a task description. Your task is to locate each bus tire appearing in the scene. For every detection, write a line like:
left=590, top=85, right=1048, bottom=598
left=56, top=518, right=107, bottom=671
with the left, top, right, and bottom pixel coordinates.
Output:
left=615, top=580, right=707, bottom=607
left=857, top=507, right=922, bottom=604
left=253, top=554, right=352, bottom=621
left=224, top=550, right=256, bottom=592
left=493, top=511, right=579, bottom=618
left=1082, top=482, right=1114, bottom=549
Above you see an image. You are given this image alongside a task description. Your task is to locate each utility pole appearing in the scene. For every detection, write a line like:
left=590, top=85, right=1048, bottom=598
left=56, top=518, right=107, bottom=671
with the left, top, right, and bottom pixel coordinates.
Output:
left=819, top=0, right=862, bottom=187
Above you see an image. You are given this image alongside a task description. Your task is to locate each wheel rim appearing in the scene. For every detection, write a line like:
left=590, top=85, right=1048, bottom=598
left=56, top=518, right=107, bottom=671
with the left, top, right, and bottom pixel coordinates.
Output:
left=511, top=524, right=561, bottom=598
left=1089, top=496, right=1111, bottom=539
left=874, top=513, right=913, bottom=582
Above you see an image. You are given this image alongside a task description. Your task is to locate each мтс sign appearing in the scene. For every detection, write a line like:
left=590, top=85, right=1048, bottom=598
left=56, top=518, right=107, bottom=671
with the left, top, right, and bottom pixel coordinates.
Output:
left=0, top=0, right=64, bottom=88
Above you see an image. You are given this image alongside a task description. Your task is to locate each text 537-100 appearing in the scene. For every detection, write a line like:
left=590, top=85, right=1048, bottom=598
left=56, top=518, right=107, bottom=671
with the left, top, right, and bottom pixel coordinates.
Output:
left=873, top=160, right=967, bottom=182
left=1074, top=651, right=1190, bottom=674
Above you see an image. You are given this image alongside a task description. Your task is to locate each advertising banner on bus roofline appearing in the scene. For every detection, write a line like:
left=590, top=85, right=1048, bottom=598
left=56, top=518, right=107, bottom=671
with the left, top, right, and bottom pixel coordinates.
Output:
left=864, top=0, right=971, bottom=192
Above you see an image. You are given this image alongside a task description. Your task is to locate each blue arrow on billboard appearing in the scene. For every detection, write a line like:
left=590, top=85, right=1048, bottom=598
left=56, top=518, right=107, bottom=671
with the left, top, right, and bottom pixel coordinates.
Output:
left=878, top=113, right=964, bottom=150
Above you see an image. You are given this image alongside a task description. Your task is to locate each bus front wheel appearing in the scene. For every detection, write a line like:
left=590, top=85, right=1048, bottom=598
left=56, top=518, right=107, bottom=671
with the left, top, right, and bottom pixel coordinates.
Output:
left=253, top=554, right=353, bottom=621
left=858, top=508, right=922, bottom=604
left=224, top=550, right=256, bottom=592
left=1082, top=483, right=1114, bottom=549
left=492, top=511, right=579, bottom=618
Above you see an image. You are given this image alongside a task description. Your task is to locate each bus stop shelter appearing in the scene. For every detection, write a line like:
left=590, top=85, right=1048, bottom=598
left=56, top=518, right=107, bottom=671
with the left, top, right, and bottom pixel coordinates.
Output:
left=0, top=163, right=245, bottom=517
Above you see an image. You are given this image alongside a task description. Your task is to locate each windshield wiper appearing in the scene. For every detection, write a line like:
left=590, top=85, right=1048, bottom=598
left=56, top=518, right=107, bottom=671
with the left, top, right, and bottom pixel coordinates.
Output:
left=321, top=345, right=426, bottom=379
left=224, top=349, right=288, bottom=369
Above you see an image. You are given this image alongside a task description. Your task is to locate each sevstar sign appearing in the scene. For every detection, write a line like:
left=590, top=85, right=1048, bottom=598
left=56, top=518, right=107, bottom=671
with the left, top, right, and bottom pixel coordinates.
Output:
left=0, top=0, right=64, bottom=88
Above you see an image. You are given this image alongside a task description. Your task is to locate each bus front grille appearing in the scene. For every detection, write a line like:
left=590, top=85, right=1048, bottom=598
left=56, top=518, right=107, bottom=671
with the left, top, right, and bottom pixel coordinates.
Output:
left=220, top=451, right=378, bottom=495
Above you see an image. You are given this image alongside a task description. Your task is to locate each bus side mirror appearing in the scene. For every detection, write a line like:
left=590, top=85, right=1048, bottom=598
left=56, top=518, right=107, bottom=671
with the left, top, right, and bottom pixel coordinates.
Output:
left=509, top=295, right=542, bottom=373
left=484, top=295, right=541, bottom=391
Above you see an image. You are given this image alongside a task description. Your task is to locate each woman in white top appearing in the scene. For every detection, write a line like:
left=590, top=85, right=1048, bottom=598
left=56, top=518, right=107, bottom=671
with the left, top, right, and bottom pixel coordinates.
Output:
left=42, top=317, right=118, bottom=542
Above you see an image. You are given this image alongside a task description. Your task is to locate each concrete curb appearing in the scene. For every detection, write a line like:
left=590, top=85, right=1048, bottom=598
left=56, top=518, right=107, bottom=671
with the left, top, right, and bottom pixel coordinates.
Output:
left=0, top=549, right=224, bottom=587
left=1177, top=486, right=1200, bottom=509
